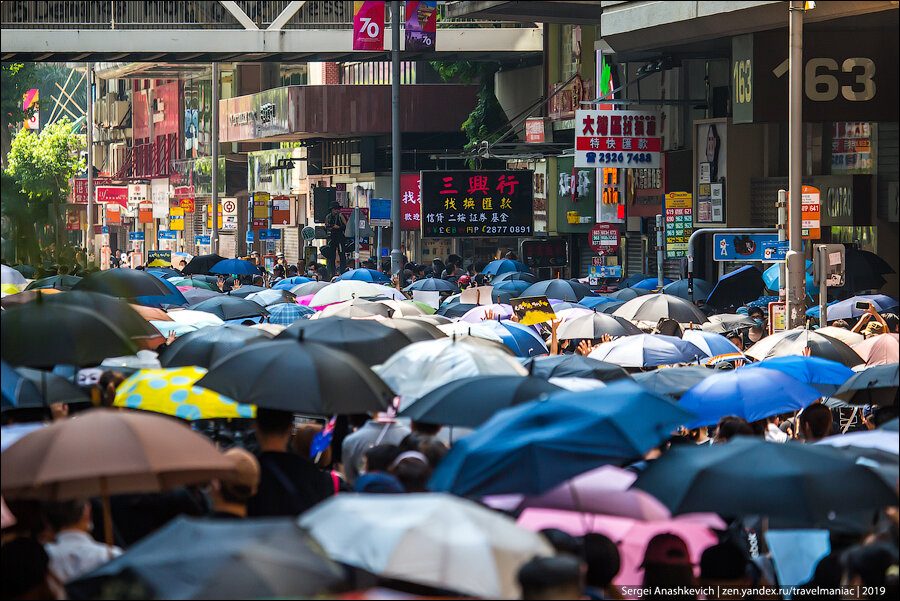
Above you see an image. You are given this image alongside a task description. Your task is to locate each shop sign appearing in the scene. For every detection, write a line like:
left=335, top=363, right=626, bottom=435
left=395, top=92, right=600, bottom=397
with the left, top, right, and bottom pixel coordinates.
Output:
left=549, top=77, right=591, bottom=122
left=158, top=231, right=177, bottom=240
left=127, top=184, right=149, bottom=207
left=405, top=1, right=436, bottom=51
left=169, top=207, right=184, bottom=231
left=831, top=122, right=874, bottom=174
left=695, top=120, right=727, bottom=224
left=525, top=118, right=545, bottom=143
left=106, top=203, right=121, bottom=223
left=258, top=229, right=282, bottom=241
left=353, top=1, right=385, bottom=51
left=522, top=239, right=567, bottom=268
left=420, top=170, right=534, bottom=238
left=179, top=198, right=195, bottom=213
left=532, top=161, right=548, bottom=234
left=206, top=204, right=224, bottom=229
left=272, top=195, right=292, bottom=226
left=664, top=192, right=693, bottom=258
left=400, top=174, right=422, bottom=230
left=129, top=232, right=145, bottom=241
left=589, top=223, right=620, bottom=255
left=196, top=235, right=211, bottom=246
left=139, top=202, right=154, bottom=223
left=575, top=109, right=660, bottom=169
left=219, top=87, right=295, bottom=142
left=70, top=178, right=113, bottom=203
left=97, top=186, right=129, bottom=207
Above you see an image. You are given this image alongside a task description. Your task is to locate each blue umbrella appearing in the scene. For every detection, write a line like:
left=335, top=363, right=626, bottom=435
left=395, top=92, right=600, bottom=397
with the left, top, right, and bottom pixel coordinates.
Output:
left=404, top=278, right=460, bottom=293
left=478, top=320, right=548, bottom=357
left=338, top=268, right=391, bottom=284
left=577, top=296, right=620, bottom=310
left=663, top=279, right=712, bottom=301
left=272, top=276, right=312, bottom=290
left=806, top=295, right=898, bottom=321
left=491, top=279, right=531, bottom=296
left=1, top=360, right=43, bottom=411
left=588, top=334, right=708, bottom=368
left=632, top=277, right=673, bottom=290
left=482, top=259, right=530, bottom=276
left=266, top=303, right=315, bottom=326
left=682, top=330, right=743, bottom=358
left=428, top=380, right=695, bottom=496
left=763, top=261, right=818, bottom=295
left=621, top=273, right=647, bottom=288
left=678, top=367, right=823, bottom=428
left=747, top=295, right=780, bottom=309
left=743, top=355, right=855, bottom=396
left=706, top=265, right=766, bottom=309
left=520, top=279, right=596, bottom=301
left=136, top=272, right=188, bottom=308
left=491, top=271, right=538, bottom=284
left=209, top=258, right=261, bottom=276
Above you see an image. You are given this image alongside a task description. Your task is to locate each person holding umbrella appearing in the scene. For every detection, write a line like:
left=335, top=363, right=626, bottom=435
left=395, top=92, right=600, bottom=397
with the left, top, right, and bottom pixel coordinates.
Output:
left=44, top=499, right=123, bottom=581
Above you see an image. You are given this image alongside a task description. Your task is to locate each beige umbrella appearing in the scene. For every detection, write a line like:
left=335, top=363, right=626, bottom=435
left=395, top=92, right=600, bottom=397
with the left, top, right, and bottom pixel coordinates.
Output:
left=816, top=326, right=864, bottom=346
left=853, top=333, right=900, bottom=366
left=376, top=299, right=425, bottom=317
left=129, top=304, right=173, bottom=322
left=1, top=408, right=234, bottom=545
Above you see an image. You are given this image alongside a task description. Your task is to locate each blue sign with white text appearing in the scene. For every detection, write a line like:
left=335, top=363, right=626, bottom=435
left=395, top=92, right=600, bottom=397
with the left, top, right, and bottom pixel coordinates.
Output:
left=589, top=265, right=623, bottom=278
left=196, top=235, right=211, bottom=245
left=370, top=198, right=392, bottom=223
left=246, top=230, right=254, bottom=243
left=259, top=229, right=282, bottom=241
left=158, top=231, right=177, bottom=240
left=129, top=232, right=144, bottom=241
left=713, top=234, right=786, bottom=262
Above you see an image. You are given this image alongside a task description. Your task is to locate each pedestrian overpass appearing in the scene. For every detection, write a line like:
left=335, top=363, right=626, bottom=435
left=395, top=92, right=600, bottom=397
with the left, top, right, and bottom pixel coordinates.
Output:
left=1, top=0, right=542, bottom=63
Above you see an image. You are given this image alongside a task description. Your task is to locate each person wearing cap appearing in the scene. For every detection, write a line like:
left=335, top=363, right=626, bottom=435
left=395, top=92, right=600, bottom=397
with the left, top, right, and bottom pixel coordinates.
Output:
left=325, top=201, right=348, bottom=277
left=208, top=447, right=261, bottom=519
left=640, top=533, right=697, bottom=600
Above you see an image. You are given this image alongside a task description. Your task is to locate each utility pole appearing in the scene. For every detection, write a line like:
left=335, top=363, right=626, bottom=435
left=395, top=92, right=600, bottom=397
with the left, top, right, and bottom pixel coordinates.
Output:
left=211, top=62, right=220, bottom=255
left=389, top=0, right=402, bottom=275
left=785, top=0, right=806, bottom=328
left=85, top=63, right=95, bottom=264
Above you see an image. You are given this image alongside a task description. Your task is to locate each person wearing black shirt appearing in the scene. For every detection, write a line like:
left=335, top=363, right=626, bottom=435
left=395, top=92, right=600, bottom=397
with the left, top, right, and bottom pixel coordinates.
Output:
left=325, top=202, right=348, bottom=277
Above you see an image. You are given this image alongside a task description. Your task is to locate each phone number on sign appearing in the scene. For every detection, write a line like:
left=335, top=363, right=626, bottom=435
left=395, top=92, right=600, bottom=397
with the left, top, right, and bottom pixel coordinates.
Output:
left=429, top=225, right=532, bottom=235
left=583, top=152, right=655, bottom=165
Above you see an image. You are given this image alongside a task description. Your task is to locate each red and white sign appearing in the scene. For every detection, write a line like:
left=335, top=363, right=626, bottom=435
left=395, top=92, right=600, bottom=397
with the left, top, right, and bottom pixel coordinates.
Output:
left=97, top=186, right=128, bottom=207
left=106, top=203, right=121, bottom=223
left=525, top=118, right=545, bottom=143
left=589, top=223, right=620, bottom=255
left=272, top=195, right=292, bottom=226
left=575, top=109, right=660, bottom=169
left=179, top=198, right=195, bottom=213
left=400, top=173, right=421, bottom=230
left=139, top=202, right=154, bottom=223
left=353, top=1, right=384, bottom=51
left=788, top=185, right=821, bottom=240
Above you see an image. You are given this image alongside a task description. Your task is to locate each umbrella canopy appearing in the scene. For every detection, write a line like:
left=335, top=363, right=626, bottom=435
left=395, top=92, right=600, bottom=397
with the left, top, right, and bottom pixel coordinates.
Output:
left=405, top=314, right=452, bottom=326
left=311, top=280, right=385, bottom=306
left=1, top=303, right=138, bottom=368
left=209, top=258, right=260, bottom=276
left=478, top=320, right=549, bottom=357
left=374, top=339, right=527, bottom=406
left=1, top=264, right=28, bottom=287
left=706, top=266, right=766, bottom=309
left=678, top=367, right=823, bottom=428
left=491, top=271, right=538, bottom=284
left=491, top=279, right=532, bottom=297
left=745, top=329, right=864, bottom=367
left=75, top=269, right=173, bottom=298
left=276, top=317, right=409, bottom=366
left=808, top=295, right=898, bottom=321
left=271, top=276, right=312, bottom=290
left=290, top=280, right=331, bottom=296
left=520, top=279, right=596, bottom=301
left=816, top=430, right=899, bottom=455
left=42, top=291, right=166, bottom=348
left=168, top=277, right=218, bottom=291
left=614, top=293, right=709, bottom=324
left=179, top=288, right=221, bottom=306
left=318, top=298, right=394, bottom=319
left=588, top=334, right=708, bottom=368
left=553, top=307, right=595, bottom=323
left=833, top=363, right=899, bottom=407
left=166, top=309, right=225, bottom=329
left=743, top=355, right=855, bottom=395
left=1, top=360, right=44, bottom=412
left=763, top=261, right=818, bottom=295
left=663, top=278, right=712, bottom=301
left=577, top=296, right=622, bottom=310
left=226, top=285, right=266, bottom=299
left=16, top=368, right=90, bottom=407
left=374, top=299, right=425, bottom=317
left=853, top=333, right=899, bottom=366
left=245, top=289, right=296, bottom=307
left=437, top=321, right=505, bottom=343
left=128, top=304, right=171, bottom=322
left=196, top=340, right=393, bottom=415
left=620, top=273, right=646, bottom=288
left=1, top=283, right=23, bottom=295
left=429, top=381, right=693, bottom=497
left=633, top=436, right=898, bottom=524
left=24, top=274, right=82, bottom=291
left=460, top=303, right=514, bottom=323
left=114, top=366, right=255, bottom=420
left=520, top=355, right=630, bottom=382
left=607, top=287, right=650, bottom=301
left=404, top=277, right=460, bottom=293
left=632, top=365, right=716, bottom=399
left=815, top=326, right=864, bottom=346
left=160, top=324, right=270, bottom=368
left=378, top=318, right=446, bottom=343
left=682, top=330, right=743, bottom=358
left=191, top=296, right=269, bottom=322
left=400, top=375, right=561, bottom=428
left=135, top=273, right=190, bottom=308
left=182, top=253, right=226, bottom=275
left=70, top=516, right=345, bottom=600
left=701, top=313, right=757, bottom=334
left=146, top=267, right=182, bottom=279
left=338, top=268, right=392, bottom=283
left=631, top=277, right=673, bottom=290
left=0, top=408, right=234, bottom=500
left=596, top=300, right=628, bottom=314
left=482, top=259, right=531, bottom=276
left=266, top=302, right=314, bottom=326
left=0, top=289, right=63, bottom=308
left=831, top=247, right=890, bottom=294
left=436, top=302, right=478, bottom=318
left=557, top=312, right=642, bottom=340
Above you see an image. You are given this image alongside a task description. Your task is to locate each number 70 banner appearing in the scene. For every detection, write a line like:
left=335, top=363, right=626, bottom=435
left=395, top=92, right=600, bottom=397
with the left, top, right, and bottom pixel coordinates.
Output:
left=354, top=1, right=385, bottom=51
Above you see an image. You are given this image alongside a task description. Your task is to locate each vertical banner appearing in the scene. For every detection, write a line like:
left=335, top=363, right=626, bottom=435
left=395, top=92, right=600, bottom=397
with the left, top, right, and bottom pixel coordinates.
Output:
left=400, top=174, right=422, bottom=230
left=139, top=202, right=154, bottom=224
left=353, top=1, right=385, bottom=51
left=169, top=207, right=185, bottom=231
left=664, top=192, right=693, bottom=258
left=405, top=1, right=437, bottom=50
left=23, top=89, right=39, bottom=130
left=251, top=191, right=271, bottom=231
left=151, top=178, right=169, bottom=219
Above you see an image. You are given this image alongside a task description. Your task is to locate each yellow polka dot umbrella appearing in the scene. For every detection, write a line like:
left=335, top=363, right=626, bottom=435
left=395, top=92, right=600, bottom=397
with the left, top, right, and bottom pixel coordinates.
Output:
left=114, top=366, right=255, bottom=420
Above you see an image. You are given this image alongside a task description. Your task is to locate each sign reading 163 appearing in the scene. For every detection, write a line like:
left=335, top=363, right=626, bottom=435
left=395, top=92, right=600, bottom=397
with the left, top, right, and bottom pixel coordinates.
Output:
left=773, top=57, right=876, bottom=102
left=733, top=59, right=752, bottom=106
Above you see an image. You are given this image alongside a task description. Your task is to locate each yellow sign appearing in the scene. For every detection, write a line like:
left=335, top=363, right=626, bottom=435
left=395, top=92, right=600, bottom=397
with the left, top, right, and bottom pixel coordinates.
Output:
left=207, top=204, right=224, bottom=229
left=567, top=211, right=581, bottom=224
left=665, top=191, right=692, bottom=209
left=510, top=295, right=557, bottom=326
left=252, top=192, right=270, bottom=220
left=169, top=207, right=185, bottom=231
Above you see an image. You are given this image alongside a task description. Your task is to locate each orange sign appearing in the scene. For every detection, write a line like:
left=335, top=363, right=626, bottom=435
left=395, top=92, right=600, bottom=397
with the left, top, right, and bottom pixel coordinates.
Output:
left=179, top=198, right=195, bottom=213
left=787, top=185, right=821, bottom=240
left=106, top=203, right=121, bottom=223
left=139, top=201, right=154, bottom=223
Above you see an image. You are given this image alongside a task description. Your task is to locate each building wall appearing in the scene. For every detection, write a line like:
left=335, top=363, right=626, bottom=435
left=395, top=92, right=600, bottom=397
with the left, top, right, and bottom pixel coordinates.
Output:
left=495, top=65, right=543, bottom=134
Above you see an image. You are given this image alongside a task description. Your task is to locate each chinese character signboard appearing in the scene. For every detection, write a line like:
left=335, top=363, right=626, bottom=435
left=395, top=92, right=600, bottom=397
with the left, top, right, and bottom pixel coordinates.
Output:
left=405, top=1, right=436, bottom=50
left=353, top=1, right=384, bottom=51
left=589, top=223, right=620, bottom=256
left=139, top=202, right=154, bottom=223
left=420, top=171, right=534, bottom=238
left=664, top=192, right=693, bottom=258
left=169, top=207, right=185, bottom=231
left=787, top=185, right=821, bottom=240
left=251, top=191, right=270, bottom=231
left=575, top=109, right=660, bottom=169
left=97, top=186, right=129, bottom=207
left=525, top=118, right=545, bottom=143
left=179, top=198, right=195, bottom=213
left=400, top=174, right=421, bottom=230
left=831, top=122, right=874, bottom=175
left=532, top=161, right=548, bottom=234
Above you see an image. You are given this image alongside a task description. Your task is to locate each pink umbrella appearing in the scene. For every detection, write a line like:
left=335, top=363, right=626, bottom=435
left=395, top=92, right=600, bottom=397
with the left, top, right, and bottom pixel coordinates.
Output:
left=176, top=286, right=193, bottom=292
left=460, top=303, right=513, bottom=323
left=295, top=293, right=316, bottom=307
left=484, top=465, right=671, bottom=521
left=852, top=333, right=899, bottom=365
left=518, top=509, right=722, bottom=585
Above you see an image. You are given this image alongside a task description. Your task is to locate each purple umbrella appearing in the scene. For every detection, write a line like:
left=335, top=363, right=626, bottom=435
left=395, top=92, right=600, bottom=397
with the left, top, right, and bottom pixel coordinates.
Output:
left=460, top=303, right=514, bottom=323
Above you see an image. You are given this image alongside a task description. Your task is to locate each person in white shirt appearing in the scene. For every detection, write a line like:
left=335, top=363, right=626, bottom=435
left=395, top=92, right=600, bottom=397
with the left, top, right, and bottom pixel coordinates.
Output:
left=44, top=499, right=123, bottom=582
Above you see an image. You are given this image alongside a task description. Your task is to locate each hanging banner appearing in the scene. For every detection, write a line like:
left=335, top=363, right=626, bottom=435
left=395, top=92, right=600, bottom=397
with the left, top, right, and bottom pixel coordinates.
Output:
left=353, top=1, right=385, bottom=51
left=400, top=173, right=422, bottom=230
left=139, top=202, right=154, bottom=224
left=169, top=207, right=185, bottom=231
left=405, top=1, right=437, bottom=51
left=575, top=109, right=660, bottom=169
left=106, top=203, right=121, bottom=224
left=23, top=89, right=39, bottom=130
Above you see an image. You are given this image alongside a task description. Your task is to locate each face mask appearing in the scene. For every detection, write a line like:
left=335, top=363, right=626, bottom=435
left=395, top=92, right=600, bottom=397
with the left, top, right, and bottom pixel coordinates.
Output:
left=753, top=318, right=764, bottom=328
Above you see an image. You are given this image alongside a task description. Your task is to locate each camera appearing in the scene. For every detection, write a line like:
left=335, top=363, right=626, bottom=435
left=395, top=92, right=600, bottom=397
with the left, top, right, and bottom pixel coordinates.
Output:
left=855, top=301, right=870, bottom=310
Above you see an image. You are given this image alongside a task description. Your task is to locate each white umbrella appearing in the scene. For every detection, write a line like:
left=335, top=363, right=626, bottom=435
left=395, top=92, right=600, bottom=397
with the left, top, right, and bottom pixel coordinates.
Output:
left=548, top=376, right=608, bottom=391
left=816, top=430, right=899, bottom=455
left=1, top=265, right=27, bottom=287
left=816, top=327, right=864, bottom=346
left=165, top=309, right=226, bottom=329
left=309, top=280, right=383, bottom=307
left=376, top=299, right=425, bottom=317
left=436, top=321, right=505, bottom=343
left=150, top=320, right=198, bottom=338
left=588, top=334, right=708, bottom=367
left=299, top=493, right=553, bottom=599
left=369, top=284, right=406, bottom=301
left=374, top=338, right=527, bottom=407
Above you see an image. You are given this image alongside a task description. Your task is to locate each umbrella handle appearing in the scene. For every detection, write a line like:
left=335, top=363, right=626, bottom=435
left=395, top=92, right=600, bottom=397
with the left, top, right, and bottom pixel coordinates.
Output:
left=100, top=476, right=115, bottom=550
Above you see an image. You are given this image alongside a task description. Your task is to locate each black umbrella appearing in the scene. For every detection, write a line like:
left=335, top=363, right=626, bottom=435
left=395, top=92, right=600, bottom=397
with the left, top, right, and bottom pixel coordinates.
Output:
left=191, top=296, right=269, bottom=321
left=226, top=285, right=267, bottom=299
left=557, top=313, right=642, bottom=340
left=705, top=266, right=765, bottom=309
left=67, top=516, right=346, bottom=600
left=405, top=278, right=460, bottom=294
left=1, top=360, right=44, bottom=411
left=831, top=247, right=892, bottom=295
left=180, top=288, right=221, bottom=305
left=612, top=293, right=709, bottom=324
left=490, top=271, right=538, bottom=284
left=881, top=418, right=898, bottom=432
left=196, top=340, right=393, bottom=414
left=596, top=300, right=628, bottom=314
left=701, top=314, right=757, bottom=334
left=160, top=324, right=271, bottom=369
left=519, top=355, right=631, bottom=382
left=74, top=269, right=173, bottom=298
left=16, top=367, right=91, bottom=406
left=182, top=253, right=227, bottom=275
left=1, top=303, right=138, bottom=367
left=400, top=375, right=563, bottom=428
left=633, top=436, right=897, bottom=525
left=145, top=267, right=182, bottom=279
left=436, top=303, right=479, bottom=318
left=520, top=279, right=596, bottom=301
left=276, top=317, right=410, bottom=366
left=39, top=291, right=164, bottom=348
left=24, top=274, right=82, bottom=291
left=833, top=363, right=899, bottom=407
left=608, top=287, right=651, bottom=301
left=290, top=281, right=332, bottom=296
left=745, top=329, right=863, bottom=367
left=632, top=365, right=716, bottom=399
left=379, top=318, right=447, bottom=343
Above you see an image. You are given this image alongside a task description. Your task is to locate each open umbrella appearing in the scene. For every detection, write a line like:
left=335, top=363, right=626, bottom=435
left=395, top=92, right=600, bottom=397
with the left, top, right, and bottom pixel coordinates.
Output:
left=436, top=302, right=478, bottom=318
left=168, top=277, right=218, bottom=291
left=437, top=321, right=505, bottom=343
left=311, top=280, right=385, bottom=306
left=745, top=329, right=864, bottom=367
left=588, top=334, right=708, bottom=368
left=596, top=300, right=628, bottom=314
left=166, top=309, right=225, bottom=329
left=160, top=323, right=270, bottom=368
left=146, top=267, right=182, bottom=279
left=833, top=363, right=899, bottom=407
left=706, top=265, right=766, bottom=309
left=191, top=296, right=269, bottom=322
left=814, top=326, right=864, bottom=346
left=520, top=355, right=630, bottom=382
left=0, top=289, right=63, bottom=308
left=404, top=278, right=460, bottom=294
left=701, top=313, right=758, bottom=334
left=1, top=360, right=44, bottom=412
left=807, top=295, right=898, bottom=321
left=318, top=298, right=394, bottom=319
left=632, top=365, right=716, bottom=399
left=1, top=264, right=28, bottom=287
left=663, top=278, right=712, bottom=301
left=374, top=299, right=425, bottom=317
left=378, top=317, right=446, bottom=342
left=266, top=302, right=314, bottom=325
left=743, top=355, right=855, bottom=395
left=338, top=268, right=391, bottom=283
left=830, top=248, right=891, bottom=295
left=492, top=279, right=532, bottom=297
left=69, top=517, right=345, bottom=600
left=816, top=430, right=899, bottom=455
left=678, top=367, right=823, bottom=428
left=24, top=274, right=82, bottom=291
left=271, top=276, right=312, bottom=290
left=557, top=312, right=642, bottom=340
left=225, top=285, right=266, bottom=299
left=613, top=293, right=708, bottom=324
left=576, top=296, right=621, bottom=310
left=41, top=291, right=166, bottom=349
left=762, top=261, right=818, bottom=295
left=114, top=366, right=255, bottom=420
left=852, top=333, right=899, bottom=366
left=179, top=288, right=221, bottom=305
left=276, top=317, right=408, bottom=366
left=429, top=381, right=693, bottom=497
left=405, top=314, right=452, bottom=326
left=491, top=271, right=538, bottom=284
left=633, top=436, right=898, bottom=525
left=301, top=493, right=552, bottom=600
left=16, top=367, right=90, bottom=407
left=196, top=340, right=393, bottom=415
left=478, top=320, right=549, bottom=357
left=607, top=287, right=650, bottom=301
left=460, top=303, right=514, bottom=323
left=1, top=303, right=138, bottom=368
left=400, top=375, right=561, bottom=428
left=682, top=330, right=743, bottom=358
left=75, top=269, right=173, bottom=298
left=182, top=253, right=226, bottom=275
left=290, top=280, right=331, bottom=296
left=631, top=277, right=673, bottom=290
left=245, top=289, right=296, bottom=307
left=482, top=259, right=531, bottom=276
left=520, top=279, right=596, bottom=301
left=209, top=258, right=260, bottom=276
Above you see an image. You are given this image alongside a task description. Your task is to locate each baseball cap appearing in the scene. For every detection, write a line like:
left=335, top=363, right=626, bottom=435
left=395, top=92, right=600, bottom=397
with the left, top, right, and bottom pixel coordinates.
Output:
left=222, top=447, right=260, bottom=496
left=641, top=533, right=692, bottom=567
